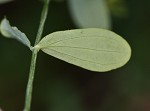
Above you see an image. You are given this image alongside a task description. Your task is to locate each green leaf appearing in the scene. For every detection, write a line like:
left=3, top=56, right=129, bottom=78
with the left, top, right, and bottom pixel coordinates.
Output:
left=0, top=18, right=31, bottom=48
left=68, top=0, right=111, bottom=29
left=36, top=28, right=131, bottom=72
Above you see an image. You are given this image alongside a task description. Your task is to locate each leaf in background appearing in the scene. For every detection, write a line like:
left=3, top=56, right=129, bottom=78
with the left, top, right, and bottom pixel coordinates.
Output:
left=107, top=0, right=128, bottom=18
left=0, top=18, right=31, bottom=48
left=0, top=0, right=13, bottom=4
left=68, top=0, right=111, bottom=29
left=36, top=28, right=131, bottom=72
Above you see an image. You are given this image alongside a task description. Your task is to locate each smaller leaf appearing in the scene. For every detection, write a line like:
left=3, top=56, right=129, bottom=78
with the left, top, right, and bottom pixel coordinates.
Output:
left=68, top=0, right=111, bottom=29
left=35, top=28, right=131, bottom=72
left=0, top=18, right=31, bottom=48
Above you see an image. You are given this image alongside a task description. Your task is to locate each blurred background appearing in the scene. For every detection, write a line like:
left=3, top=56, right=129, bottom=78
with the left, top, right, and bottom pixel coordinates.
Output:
left=0, top=0, right=150, bottom=111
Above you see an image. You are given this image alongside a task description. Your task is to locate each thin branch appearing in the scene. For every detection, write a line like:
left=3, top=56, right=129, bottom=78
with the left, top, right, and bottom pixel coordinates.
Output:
left=23, top=0, right=50, bottom=111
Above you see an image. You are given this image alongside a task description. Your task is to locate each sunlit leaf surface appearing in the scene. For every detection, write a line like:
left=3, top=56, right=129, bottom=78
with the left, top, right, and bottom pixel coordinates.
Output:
left=36, top=28, right=131, bottom=72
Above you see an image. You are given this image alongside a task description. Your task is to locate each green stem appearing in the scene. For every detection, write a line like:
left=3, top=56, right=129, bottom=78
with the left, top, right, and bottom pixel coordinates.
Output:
left=24, top=0, right=50, bottom=111
left=35, top=0, right=50, bottom=45
left=24, top=50, right=38, bottom=111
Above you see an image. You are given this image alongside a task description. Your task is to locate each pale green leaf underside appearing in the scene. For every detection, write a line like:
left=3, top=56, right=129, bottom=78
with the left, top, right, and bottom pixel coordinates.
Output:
left=37, top=28, right=131, bottom=72
left=68, top=0, right=111, bottom=29
left=0, top=18, right=31, bottom=48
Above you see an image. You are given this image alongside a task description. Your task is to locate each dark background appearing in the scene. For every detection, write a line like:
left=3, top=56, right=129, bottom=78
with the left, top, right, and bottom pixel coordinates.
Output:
left=0, top=0, right=150, bottom=111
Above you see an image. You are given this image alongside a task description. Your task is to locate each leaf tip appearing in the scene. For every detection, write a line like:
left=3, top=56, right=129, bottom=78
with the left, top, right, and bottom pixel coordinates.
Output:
left=0, top=17, right=12, bottom=38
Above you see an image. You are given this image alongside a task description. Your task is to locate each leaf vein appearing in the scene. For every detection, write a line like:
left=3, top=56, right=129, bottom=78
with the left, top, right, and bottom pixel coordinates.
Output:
left=43, top=48, right=120, bottom=66
left=43, top=35, right=118, bottom=47
left=49, top=46, right=124, bottom=54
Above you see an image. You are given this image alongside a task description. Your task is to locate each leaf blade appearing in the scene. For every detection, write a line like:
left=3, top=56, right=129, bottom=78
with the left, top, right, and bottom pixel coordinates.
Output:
left=68, top=0, right=111, bottom=29
left=0, top=18, right=31, bottom=48
left=37, top=28, right=131, bottom=72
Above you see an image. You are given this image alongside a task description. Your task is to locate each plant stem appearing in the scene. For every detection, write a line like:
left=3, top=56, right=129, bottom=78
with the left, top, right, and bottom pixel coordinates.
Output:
left=24, top=0, right=50, bottom=111
left=35, top=0, right=50, bottom=45
left=24, top=50, right=38, bottom=111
